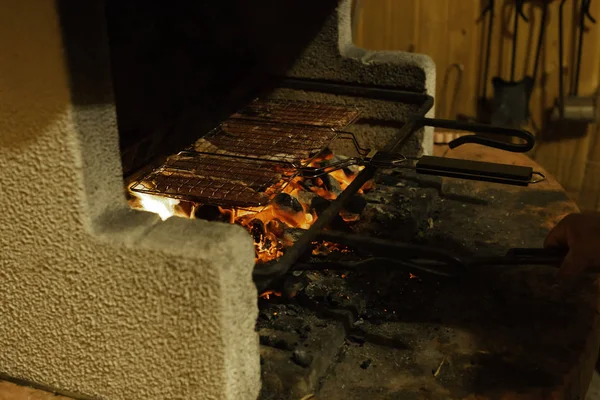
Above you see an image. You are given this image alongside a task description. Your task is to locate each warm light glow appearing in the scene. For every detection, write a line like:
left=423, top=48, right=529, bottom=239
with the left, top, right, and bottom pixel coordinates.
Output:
left=134, top=192, right=180, bottom=221
left=259, top=290, right=282, bottom=300
left=128, top=148, right=374, bottom=263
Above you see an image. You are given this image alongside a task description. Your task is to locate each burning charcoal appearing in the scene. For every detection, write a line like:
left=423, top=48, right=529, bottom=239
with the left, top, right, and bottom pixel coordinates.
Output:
left=292, top=350, right=313, bottom=368
left=193, top=205, right=222, bottom=220
left=283, top=227, right=306, bottom=244
left=266, top=219, right=285, bottom=237
left=273, top=193, right=303, bottom=213
left=249, top=219, right=265, bottom=243
left=322, top=174, right=342, bottom=197
left=296, top=190, right=318, bottom=207
left=360, top=359, right=372, bottom=369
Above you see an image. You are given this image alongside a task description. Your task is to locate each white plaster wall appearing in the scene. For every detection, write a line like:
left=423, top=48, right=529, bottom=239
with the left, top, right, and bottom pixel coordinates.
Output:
left=0, top=2, right=260, bottom=399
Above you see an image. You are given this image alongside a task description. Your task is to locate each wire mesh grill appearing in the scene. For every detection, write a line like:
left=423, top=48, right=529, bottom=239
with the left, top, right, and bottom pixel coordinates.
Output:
left=130, top=152, right=295, bottom=208
left=231, top=99, right=361, bottom=128
left=191, top=120, right=339, bottom=164
left=131, top=100, right=363, bottom=208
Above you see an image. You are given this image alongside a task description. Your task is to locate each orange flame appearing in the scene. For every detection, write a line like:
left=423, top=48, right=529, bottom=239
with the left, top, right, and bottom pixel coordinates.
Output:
left=129, top=149, right=373, bottom=263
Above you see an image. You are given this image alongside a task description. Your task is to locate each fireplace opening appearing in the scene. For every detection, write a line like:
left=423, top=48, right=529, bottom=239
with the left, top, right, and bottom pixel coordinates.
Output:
left=104, top=1, right=553, bottom=399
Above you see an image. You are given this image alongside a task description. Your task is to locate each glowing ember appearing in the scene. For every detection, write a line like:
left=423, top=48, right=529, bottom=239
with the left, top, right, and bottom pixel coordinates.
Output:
left=259, top=290, right=282, bottom=300
left=128, top=148, right=374, bottom=263
left=409, top=273, right=418, bottom=279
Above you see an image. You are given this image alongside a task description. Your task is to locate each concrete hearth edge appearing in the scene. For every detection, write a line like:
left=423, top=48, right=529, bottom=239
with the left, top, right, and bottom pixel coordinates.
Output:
left=0, top=2, right=260, bottom=400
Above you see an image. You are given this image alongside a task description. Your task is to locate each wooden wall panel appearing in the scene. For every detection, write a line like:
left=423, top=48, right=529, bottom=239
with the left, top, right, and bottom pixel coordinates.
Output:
left=354, top=0, right=600, bottom=209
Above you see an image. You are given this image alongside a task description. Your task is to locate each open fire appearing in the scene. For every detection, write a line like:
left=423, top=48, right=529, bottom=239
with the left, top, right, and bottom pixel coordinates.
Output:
left=128, top=148, right=373, bottom=263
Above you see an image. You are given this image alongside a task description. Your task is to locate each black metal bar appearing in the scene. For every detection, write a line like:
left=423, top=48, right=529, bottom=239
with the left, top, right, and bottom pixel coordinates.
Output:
left=294, top=258, right=458, bottom=278
left=559, top=0, right=566, bottom=115
left=419, top=117, right=535, bottom=152
left=482, top=0, right=495, bottom=100
left=470, top=247, right=566, bottom=267
left=316, top=230, right=467, bottom=269
left=511, top=0, right=521, bottom=81
left=278, top=77, right=432, bottom=105
left=575, top=0, right=586, bottom=96
left=416, top=155, right=533, bottom=186
left=532, top=2, right=548, bottom=84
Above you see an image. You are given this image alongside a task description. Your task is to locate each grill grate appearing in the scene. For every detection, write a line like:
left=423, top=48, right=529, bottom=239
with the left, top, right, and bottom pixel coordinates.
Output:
left=130, top=152, right=295, bottom=208
left=131, top=100, right=362, bottom=208
left=231, top=99, right=361, bottom=128
left=191, top=120, right=339, bottom=164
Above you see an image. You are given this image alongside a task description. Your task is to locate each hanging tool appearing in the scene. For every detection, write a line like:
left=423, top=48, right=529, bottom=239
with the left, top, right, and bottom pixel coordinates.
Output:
left=293, top=231, right=572, bottom=279
left=552, top=0, right=597, bottom=122
left=491, top=0, right=548, bottom=127
left=477, top=0, right=496, bottom=122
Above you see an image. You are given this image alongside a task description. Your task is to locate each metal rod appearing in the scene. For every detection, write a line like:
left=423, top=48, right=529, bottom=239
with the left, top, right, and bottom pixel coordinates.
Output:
left=511, top=1, right=520, bottom=81
left=574, top=0, right=590, bottom=96
left=294, top=258, right=458, bottom=278
left=316, top=230, right=467, bottom=269
left=559, top=0, right=566, bottom=115
left=482, top=0, right=495, bottom=99
left=532, top=2, right=548, bottom=84
left=278, top=77, right=432, bottom=105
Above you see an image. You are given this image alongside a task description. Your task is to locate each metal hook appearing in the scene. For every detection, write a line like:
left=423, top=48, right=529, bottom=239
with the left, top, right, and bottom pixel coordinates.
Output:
left=515, top=0, right=529, bottom=22
left=584, top=0, right=596, bottom=24
left=480, top=0, right=495, bottom=18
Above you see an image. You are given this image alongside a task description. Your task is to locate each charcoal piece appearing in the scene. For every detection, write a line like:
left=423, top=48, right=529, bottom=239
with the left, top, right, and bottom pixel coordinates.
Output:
left=360, top=359, right=372, bottom=369
left=259, top=311, right=274, bottom=321
left=296, top=190, right=319, bottom=206
left=273, top=193, right=303, bottom=213
left=283, top=274, right=307, bottom=299
left=342, top=195, right=367, bottom=215
left=266, top=219, right=285, bottom=237
left=260, top=334, right=295, bottom=351
left=283, top=227, right=307, bottom=243
left=322, top=174, right=342, bottom=196
left=292, top=349, right=313, bottom=368
left=249, top=219, right=265, bottom=242
left=310, top=197, right=331, bottom=215
left=193, top=205, right=222, bottom=220
left=337, top=155, right=361, bottom=175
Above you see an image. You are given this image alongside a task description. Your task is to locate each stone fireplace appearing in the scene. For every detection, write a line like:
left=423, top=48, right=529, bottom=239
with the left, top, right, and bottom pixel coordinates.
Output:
left=0, top=1, right=435, bottom=399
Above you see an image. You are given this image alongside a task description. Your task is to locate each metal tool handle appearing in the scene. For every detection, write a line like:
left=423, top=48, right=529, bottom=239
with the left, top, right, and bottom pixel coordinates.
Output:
left=419, top=118, right=535, bottom=153
left=415, top=155, right=543, bottom=186
left=504, top=247, right=566, bottom=264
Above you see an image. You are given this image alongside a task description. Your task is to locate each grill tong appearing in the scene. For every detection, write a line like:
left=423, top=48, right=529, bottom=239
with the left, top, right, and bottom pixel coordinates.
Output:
left=300, top=118, right=545, bottom=187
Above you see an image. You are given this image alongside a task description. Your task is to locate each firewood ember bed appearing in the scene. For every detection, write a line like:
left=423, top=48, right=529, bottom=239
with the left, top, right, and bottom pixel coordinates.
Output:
left=257, top=146, right=600, bottom=400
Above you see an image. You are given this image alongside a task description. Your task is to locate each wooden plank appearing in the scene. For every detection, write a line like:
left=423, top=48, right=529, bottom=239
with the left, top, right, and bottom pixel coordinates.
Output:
left=355, top=0, right=600, bottom=209
left=0, top=381, right=72, bottom=399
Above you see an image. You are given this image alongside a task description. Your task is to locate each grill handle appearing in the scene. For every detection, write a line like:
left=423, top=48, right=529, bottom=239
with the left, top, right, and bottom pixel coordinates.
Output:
left=418, top=118, right=535, bottom=153
left=415, top=156, right=543, bottom=186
